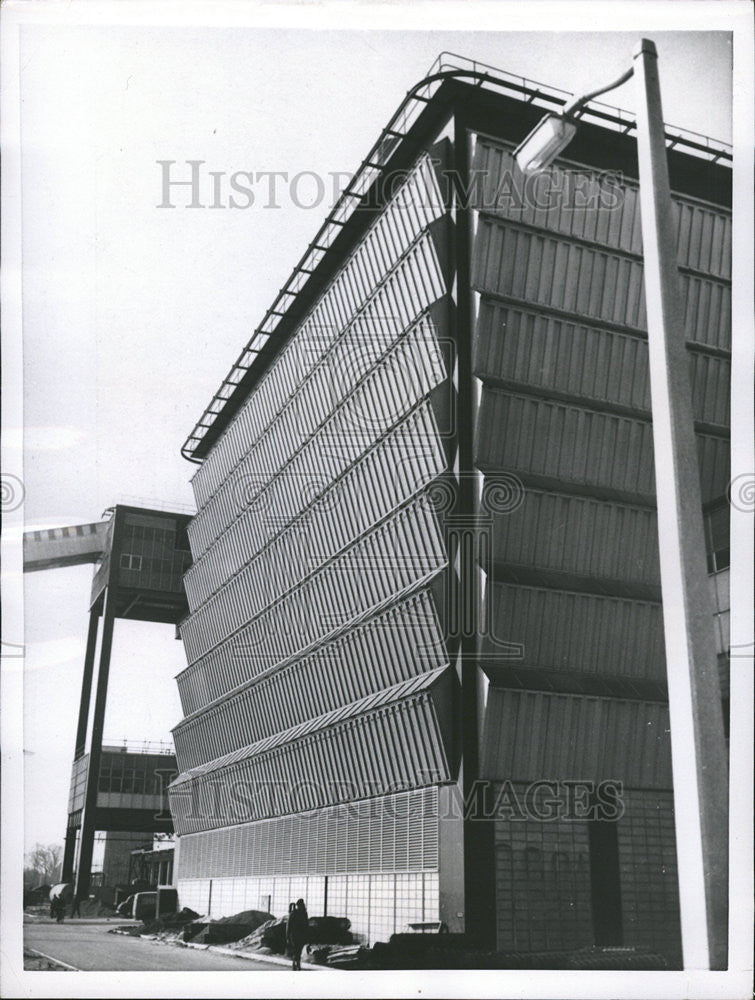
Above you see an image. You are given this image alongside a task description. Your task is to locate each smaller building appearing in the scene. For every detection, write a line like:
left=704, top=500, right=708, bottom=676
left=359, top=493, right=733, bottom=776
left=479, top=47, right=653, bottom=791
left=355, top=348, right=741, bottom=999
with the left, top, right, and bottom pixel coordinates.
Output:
left=64, top=745, right=177, bottom=889
left=128, top=843, right=175, bottom=888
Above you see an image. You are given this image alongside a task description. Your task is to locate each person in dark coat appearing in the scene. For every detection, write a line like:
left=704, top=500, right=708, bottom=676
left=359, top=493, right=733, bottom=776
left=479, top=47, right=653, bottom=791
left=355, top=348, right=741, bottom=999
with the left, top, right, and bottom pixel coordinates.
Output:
left=286, top=898, right=309, bottom=970
left=285, top=903, right=295, bottom=959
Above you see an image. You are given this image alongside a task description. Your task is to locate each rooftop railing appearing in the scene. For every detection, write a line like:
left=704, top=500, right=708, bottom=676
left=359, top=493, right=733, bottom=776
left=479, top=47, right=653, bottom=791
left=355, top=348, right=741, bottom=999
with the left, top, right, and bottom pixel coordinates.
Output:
left=101, top=739, right=176, bottom=756
left=181, top=50, right=732, bottom=465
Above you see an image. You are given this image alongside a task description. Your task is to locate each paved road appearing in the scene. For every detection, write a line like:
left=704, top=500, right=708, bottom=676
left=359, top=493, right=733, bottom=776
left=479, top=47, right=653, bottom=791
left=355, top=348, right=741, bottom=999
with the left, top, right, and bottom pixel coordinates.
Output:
left=24, top=921, right=288, bottom=971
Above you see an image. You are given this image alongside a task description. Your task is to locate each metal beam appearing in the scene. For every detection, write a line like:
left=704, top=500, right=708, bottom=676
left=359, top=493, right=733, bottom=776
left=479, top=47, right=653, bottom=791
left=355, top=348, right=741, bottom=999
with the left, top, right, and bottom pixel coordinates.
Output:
left=61, top=829, right=77, bottom=883
left=633, top=38, right=728, bottom=971
left=74, top=610, right=99, bottom=761
left=453, top=112, right=497, bottom=950
left=74, top=585, right=117, bottom=899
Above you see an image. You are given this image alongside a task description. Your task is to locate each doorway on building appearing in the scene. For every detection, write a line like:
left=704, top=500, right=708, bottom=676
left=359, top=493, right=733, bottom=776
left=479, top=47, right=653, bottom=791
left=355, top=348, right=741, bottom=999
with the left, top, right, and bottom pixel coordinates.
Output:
left=587, top=811, right=623, bottom=946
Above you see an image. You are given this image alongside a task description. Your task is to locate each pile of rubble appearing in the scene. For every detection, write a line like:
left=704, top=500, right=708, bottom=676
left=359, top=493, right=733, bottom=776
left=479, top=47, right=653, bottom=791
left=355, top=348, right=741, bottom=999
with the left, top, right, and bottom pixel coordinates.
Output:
left=183, top=909, right=274, bottom=945
left=109, top=907, right=200, bottom=939
left=109, top=903, right=363, bottom=966
left=108, top=899, right=674, bottom=969
left=227, top=914, right=355, bottom=958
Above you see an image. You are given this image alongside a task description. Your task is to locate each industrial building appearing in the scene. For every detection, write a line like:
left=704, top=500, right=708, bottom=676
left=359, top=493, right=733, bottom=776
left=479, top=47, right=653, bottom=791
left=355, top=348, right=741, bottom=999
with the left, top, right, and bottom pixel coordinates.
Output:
left=166, top=54, right=730, bottom=963
left=24, top=505, right=190, bottom=896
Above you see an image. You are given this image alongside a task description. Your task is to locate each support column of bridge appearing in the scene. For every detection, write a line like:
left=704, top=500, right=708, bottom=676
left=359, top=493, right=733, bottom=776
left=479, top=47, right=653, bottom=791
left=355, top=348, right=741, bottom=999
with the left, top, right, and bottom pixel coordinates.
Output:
left=74, top=587, right=117, bottom=900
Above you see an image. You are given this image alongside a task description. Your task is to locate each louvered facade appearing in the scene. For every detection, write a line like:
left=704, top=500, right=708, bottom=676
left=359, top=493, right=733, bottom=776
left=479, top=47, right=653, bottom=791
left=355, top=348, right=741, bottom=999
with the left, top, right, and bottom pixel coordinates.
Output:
left=469, top=136, right=729, bottom=967
left=172, top=151, right=464, bottom=943
left=171, top=62, right=731, bottom=961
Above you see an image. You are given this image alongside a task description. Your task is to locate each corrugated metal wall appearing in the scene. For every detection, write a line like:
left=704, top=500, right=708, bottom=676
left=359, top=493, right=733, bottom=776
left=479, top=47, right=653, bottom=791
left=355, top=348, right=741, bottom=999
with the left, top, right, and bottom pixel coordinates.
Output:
left=189, top=156, right=447, bottom=510
left=470, top=135, right=731, bottom=692
left=480, top=688, right=672, bottom=788
left=471, top=137, right=729, bottom=957
left=476, top=388, right=727, bottom=504
left=474, top=302, right=730, bottom=428
left=180, top=383, right=447, bottom=664
left=470, top=140, right=731, bottom=280
left=482, top=582, right=665, bottom=680
left=170, top=676, right=452, bottom=834
left=489, top=489, right=660, bottom=590
left=173, top=590, right=446, bottom=771
left=187, top=299, right=448, bottom=564
left=182, top=401, right=446, bottom=612
left=172, top=154, right=454, bottom=884
left=176, top=786, right=439, bottom=880
left=177, top=495, right=448, bottom=714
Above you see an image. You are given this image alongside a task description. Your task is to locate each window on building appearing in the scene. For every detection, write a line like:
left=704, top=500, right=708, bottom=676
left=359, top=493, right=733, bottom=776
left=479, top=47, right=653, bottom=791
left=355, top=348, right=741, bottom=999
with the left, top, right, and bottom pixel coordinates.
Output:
left=120, top=553, right=143, bottom=570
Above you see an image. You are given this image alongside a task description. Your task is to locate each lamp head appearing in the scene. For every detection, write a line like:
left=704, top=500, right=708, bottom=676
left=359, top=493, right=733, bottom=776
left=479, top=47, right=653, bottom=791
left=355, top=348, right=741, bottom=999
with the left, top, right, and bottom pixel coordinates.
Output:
left=514, top=114, right=577, bottom=175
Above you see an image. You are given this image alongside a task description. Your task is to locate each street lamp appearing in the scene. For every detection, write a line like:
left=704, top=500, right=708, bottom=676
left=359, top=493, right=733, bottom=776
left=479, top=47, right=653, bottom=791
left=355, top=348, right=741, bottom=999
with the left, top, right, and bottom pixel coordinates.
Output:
left=515, top=39, right=729, bottom=972
left=514, top=65, right=633, bottom=174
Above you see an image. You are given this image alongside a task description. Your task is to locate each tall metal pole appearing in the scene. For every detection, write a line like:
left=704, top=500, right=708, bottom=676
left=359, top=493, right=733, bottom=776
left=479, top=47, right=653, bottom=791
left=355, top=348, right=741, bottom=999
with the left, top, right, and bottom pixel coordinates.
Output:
left=74, top=585, right=117, bottom=899
left=633, top=38, right=729, bottom=971
left=74, top=609, right=100, bottom=761
left=62, top=608, right=100, bottom=883
left=61, top=827, right=77, bottom=883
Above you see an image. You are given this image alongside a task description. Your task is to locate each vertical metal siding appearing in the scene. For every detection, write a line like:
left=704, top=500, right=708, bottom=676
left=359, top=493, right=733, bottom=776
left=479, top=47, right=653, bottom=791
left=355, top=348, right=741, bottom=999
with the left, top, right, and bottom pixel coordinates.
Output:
left=170, top=691, right=450, bottom=835
left=190, top=152, right=447, bottom=512
left=473, top=300, right=730, bottom=430
left=476, top=387, right=727, bottom=503
left=480, top=688, right=672, bottom=787
left=471, top=215, right=729, bottom=351
left=186, top=313, right=447, bottom=606
left=476, top=389, right=657, bottom=497
left=181, top=407, right=448, bottom=687
left=488, top=488, right=660, bottom=586
left=470, top=139, right=730, bottom=280
left=483, top=582, right=664, bottom=680
left=188, top=234, right=447, bottom=560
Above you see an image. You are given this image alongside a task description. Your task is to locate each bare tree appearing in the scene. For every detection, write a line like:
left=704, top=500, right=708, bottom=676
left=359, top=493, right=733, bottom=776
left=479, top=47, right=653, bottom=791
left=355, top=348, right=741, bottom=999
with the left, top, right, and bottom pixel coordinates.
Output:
left=25, top=843, right=63, bottom=885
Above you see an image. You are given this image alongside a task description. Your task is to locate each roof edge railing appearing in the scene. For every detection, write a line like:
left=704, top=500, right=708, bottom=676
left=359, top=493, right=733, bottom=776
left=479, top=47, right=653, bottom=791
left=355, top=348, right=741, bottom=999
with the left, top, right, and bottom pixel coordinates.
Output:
left=106, top=495, right=197, bottom=516
left=101, top=739, right=177, bottom=756
left=181, top=51, right=732, bottom=465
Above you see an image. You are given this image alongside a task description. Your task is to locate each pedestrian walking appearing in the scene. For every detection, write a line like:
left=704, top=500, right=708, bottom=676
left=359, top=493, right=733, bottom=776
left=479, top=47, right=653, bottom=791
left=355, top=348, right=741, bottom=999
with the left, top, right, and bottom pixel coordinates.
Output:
left=285, top=902, right=295, bottom=961
left=286, top=898, right=309, bottom=970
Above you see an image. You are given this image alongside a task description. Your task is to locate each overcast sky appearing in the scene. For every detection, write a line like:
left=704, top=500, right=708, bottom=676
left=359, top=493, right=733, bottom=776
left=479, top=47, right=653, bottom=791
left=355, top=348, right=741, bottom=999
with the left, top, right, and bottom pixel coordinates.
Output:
left=7, top=8, right=742, bottom=853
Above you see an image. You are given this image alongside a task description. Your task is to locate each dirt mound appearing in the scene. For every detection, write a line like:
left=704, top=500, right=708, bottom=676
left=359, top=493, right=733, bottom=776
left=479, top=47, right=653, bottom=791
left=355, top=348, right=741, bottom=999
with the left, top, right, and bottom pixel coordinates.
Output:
left=185, top=909, right=274, bottom=945
left=109, top=907, right=200, bottom=938
left=213, top=908, right=271, bottom=927
left=229, top=913, right=355, bottom=956
left=226, top=916, right=285, bottom=952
